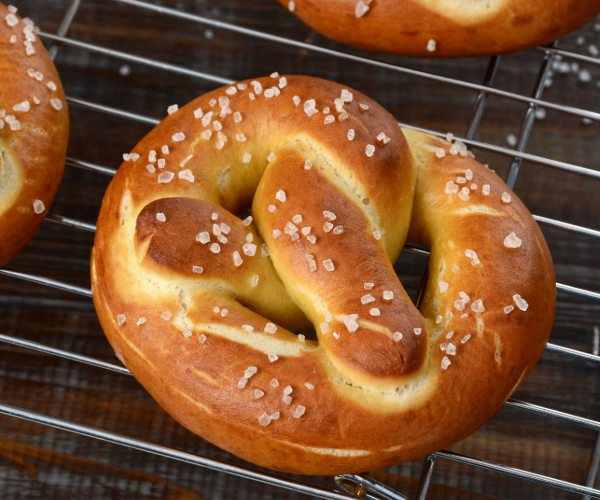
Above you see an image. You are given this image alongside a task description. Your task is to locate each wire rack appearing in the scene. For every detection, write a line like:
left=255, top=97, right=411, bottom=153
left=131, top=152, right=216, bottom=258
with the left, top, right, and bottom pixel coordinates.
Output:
left=1, top=0, right=599, bottom=498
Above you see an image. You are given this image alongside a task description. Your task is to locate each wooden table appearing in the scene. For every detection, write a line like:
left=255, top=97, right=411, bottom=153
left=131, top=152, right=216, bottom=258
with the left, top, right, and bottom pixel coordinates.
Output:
left=0, top=1, right=599, bottom=498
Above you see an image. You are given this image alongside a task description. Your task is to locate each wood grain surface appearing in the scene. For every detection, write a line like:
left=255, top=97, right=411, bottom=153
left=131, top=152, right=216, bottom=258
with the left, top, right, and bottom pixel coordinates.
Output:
left=0, top=1, right=599, bottom=499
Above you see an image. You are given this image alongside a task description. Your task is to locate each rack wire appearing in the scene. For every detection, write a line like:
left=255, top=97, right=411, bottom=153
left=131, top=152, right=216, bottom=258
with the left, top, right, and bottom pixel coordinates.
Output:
left=0, top=0, right=599, bottom=498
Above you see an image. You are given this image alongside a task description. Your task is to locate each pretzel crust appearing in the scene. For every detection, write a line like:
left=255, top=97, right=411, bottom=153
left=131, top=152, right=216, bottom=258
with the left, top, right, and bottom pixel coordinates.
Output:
left=92, top=75, right=555, bottom=475
left=0, top=4, right=69, bottom=267
left=277, top=0, right=600, bottom=57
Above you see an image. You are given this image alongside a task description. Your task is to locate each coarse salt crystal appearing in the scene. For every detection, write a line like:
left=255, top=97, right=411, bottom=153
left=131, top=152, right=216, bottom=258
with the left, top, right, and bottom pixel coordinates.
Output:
left=293, top=95, right=301, bottom=106
left=393, top=332, right=403, bottom=341
left=427, top=39, right=436, bottom=52
left=370, top=308, right=380, bottom=316
left=192, top=266, right=203, bottom=274
left=436, top=148, right=445, bottom=158
left=293, top=405, right=306, bottom=418
left=454, top=299, right=465, bottom=311
left=364, top=283, right=374, bottom=290
left=439, top=281, right=449, bottom=293
left=323, top=222, right=333, bottom=232
left=5, top=13, right=18, bottom=27
left=320, top=322, right=330, bottom=333
left=265, top=322, right=277, bottom=334
left=333, top=226, right=343, bottom=234
left=167, top=104, right=178, bottom=114
left=178, top=169, right=195, bottom=182
left=441, top=356, right=451, bottom=370
left=365, top=144, right=375, bottom=157
left=471, top=299, right=485, bottom=312
left=373, top=230, right=381, bottom=240
left=273, top=229, right=281, bottom=238
left=324, top=115, right=335, bottom=125
left=414, top=328, right=422, bottom=335
left=276, top=190, right=286, bottom=202
left=502, top=192, right=512, bottom=203
left=117, top=314, right=126, bottom=326
left=197, top=232, right=210, bottom=244
left=172, top=132, right=185, bottom=142
left=361, top=294, right=375, bottom=304
left=258, top=412, right=271, bottom=426
left=158, top=172, right=174, bottom=183
left=347, top=129, right=355, bottom=141
left=183, top=330, right=192, bottom=338
left=323, top=259, right=334, bottom=271
left=504, top=305, right=514, bottom=314
left=156, top=212, right=166, bottom=222
left=504, top=232, right=522, bottom=248
left=482, top=184, right=490, bottom=195
left=33, top=199, right=45, bottom=214
left=13, top=101, right=30, bottom=112
left=344, top=314, right=359, bottom=333
left=50, top=98, right=63, bottom=110
left=513, top=294, right=528, bottom=311
left=233, top=251, right=243, bottom=266
left=355, top=0, right=369, bottom=17
left=268, top=352, right=278, bottom=362
left=446, top=343, right=456, bottom=355
left=242, top=325, right=254, bottom=333
left=137, top=317, right=147, bottom=326
left=210, top=243, right=221, bottom=253
left=304, top=99, right=318, bottom=117
left=161, top=311, right=173, bottom=321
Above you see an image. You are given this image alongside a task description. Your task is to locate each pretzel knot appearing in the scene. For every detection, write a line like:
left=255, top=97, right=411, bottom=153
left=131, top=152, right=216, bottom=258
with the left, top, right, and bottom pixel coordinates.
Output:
left=92, top=75, right=555, bottom=475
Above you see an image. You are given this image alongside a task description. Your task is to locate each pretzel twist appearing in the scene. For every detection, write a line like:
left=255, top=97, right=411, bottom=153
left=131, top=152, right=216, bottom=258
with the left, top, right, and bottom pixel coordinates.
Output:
left=277, top=0, right=600, bottom=58
left=92, top=75, right=555, bottom=475
left=0, top=4, right=69, bottom=267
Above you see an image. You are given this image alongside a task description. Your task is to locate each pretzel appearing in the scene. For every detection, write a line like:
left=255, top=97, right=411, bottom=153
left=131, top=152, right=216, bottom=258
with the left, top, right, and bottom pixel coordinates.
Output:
left=92, top=75, right=555, bottom=475
left=0, top=3, right=69, bottom=267
left=278, top=0, right=600, bottom=57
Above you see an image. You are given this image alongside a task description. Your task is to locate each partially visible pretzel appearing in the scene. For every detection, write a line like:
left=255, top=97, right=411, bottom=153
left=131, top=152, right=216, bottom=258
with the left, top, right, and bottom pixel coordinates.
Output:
left=277, top=0, right=600, bottom=58
left=92, top=75, right=555, bottom=475
left=0, top=3, right=69, bottom=267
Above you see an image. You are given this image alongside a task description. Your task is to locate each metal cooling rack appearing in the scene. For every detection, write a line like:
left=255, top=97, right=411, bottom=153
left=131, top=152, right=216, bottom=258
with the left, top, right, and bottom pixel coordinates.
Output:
left=1, top=0, right=599, bottom=498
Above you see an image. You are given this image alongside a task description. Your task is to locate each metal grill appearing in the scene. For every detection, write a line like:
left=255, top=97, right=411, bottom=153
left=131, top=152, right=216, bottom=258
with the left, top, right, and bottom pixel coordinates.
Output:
left=1, top=0, right=599, bottom=498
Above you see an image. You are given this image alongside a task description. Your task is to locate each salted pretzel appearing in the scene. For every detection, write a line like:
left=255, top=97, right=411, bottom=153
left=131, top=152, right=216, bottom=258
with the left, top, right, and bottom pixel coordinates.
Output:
left=0, top=3, right=69, bottom=267
left=92, top=75, right=555, bottom=475
left=278, top=0, right=600, bottom=58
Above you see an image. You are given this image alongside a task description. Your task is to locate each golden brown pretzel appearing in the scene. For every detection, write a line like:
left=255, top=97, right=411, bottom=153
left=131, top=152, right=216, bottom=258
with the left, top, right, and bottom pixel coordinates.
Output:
left=0, top=3, right=69, bottom=267
left=92, top=75, right=555, bottom=475
left=277, top=0, right=600, bottom=57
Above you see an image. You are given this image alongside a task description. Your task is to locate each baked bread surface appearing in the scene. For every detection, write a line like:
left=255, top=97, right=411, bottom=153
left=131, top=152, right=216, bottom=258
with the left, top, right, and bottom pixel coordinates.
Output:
left=0, top=3, right=69, bottom=267
left=277, top=0, right=600, bottom=57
